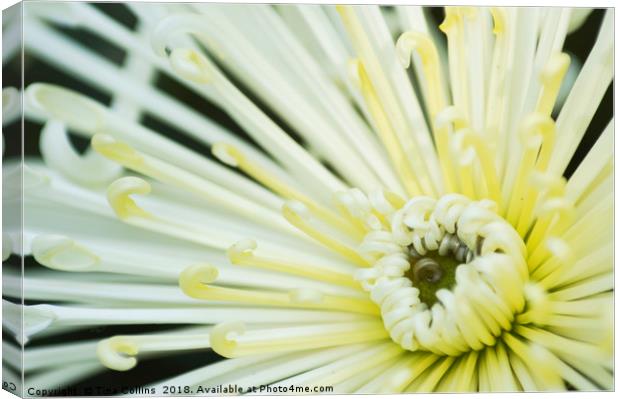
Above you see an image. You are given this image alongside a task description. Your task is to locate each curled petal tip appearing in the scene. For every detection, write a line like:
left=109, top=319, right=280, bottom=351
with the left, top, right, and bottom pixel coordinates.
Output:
left=179, top=264, right=220, bottom=297
left=395, top=33, right=414, bottom=69
left=24, top=83, right=106, bottom=133
left=107, top=177, right=152, bottom=220
left=151, top=13, right=207, bottom=58
left=210, top=321, right=245, bottom=358
left=31, top=234, right=99, bottom=271
left=519, top=113, right=555, bottom=147
left=97, top=338, right=138, bottom=371
left=211, top=142, right=240, bottom=167
left=227, top=239, right=257, bottom=263
left=169, top=48, right=213, bottom=84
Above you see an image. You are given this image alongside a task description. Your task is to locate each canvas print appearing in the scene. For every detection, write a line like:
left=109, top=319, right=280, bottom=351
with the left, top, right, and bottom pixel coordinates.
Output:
left=1, top=1, right=614, bottom=396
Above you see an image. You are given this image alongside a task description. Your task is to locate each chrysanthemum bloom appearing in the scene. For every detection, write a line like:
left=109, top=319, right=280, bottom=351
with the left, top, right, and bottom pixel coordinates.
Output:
left=2, top=2, right=613, bottom=393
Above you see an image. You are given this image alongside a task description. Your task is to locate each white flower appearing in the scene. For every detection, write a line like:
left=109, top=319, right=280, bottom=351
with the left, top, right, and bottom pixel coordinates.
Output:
left=2, top=2, right=613, bottom=393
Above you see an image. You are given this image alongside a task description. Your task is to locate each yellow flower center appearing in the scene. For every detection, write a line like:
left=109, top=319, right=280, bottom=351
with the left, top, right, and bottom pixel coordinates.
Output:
left=356, top=194, right=527, bottom=355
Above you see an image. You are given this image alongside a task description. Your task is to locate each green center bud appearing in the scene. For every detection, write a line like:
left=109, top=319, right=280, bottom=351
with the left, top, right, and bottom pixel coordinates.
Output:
left=405, top=251, right=460, bottom=307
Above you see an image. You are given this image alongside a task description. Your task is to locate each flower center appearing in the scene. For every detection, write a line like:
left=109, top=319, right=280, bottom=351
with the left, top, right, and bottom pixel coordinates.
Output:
left=405, top=237, right=467, bottom=307
left=356, top=193, right=528, bottom=355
